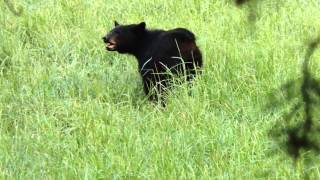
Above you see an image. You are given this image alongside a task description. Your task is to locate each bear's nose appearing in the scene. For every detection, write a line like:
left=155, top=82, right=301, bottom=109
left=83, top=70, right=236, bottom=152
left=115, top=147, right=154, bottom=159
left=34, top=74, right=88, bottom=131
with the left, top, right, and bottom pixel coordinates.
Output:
left=102, top=36, right=108, bottom=43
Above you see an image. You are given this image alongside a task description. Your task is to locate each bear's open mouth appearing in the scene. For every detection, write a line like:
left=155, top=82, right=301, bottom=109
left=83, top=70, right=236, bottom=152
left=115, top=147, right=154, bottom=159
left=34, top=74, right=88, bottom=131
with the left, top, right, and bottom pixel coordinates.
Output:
left=106, top=42, right=116, bottom=51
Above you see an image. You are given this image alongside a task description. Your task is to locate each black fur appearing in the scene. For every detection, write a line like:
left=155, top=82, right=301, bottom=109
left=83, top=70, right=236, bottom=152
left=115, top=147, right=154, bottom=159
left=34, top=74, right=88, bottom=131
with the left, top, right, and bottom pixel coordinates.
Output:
left=102, top=21, right=203, bottom=103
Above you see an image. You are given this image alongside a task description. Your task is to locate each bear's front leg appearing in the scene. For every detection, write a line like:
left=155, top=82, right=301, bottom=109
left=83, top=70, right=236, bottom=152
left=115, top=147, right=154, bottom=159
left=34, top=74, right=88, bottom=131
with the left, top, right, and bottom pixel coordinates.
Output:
left=142, top=76, right=167, bottom=106
left=143, top=78, right=157, bottom=101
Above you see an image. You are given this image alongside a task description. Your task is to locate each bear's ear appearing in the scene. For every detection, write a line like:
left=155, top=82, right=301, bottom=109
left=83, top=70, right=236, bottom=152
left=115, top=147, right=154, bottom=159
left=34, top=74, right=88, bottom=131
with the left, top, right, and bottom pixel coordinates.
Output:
left=137, top=22, right=146, bottom=30
left=114, top=21, right=120, bottom=27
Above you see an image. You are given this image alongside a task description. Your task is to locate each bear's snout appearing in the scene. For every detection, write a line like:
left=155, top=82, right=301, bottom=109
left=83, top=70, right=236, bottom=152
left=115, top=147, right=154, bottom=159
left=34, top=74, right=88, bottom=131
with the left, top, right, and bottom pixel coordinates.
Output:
left=102, top=36, right=117, bottom=51
left=102, top=36, right=108, bottom=43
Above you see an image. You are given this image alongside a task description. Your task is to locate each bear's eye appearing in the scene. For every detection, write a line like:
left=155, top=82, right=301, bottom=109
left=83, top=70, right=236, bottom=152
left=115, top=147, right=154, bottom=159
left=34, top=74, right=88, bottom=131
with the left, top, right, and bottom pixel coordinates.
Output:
left=114, top=30, right=121, bottom=34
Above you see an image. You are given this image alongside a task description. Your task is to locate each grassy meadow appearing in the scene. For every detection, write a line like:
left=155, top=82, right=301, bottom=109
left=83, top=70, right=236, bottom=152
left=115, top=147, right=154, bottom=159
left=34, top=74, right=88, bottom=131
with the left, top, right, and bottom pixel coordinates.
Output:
left=1, top=0, right=320, bottom=178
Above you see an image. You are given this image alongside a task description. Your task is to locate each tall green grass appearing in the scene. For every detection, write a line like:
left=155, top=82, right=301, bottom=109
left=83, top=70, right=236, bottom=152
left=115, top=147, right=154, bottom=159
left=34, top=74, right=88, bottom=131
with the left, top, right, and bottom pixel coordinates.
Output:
left=1, top=0, right=320, bottom=178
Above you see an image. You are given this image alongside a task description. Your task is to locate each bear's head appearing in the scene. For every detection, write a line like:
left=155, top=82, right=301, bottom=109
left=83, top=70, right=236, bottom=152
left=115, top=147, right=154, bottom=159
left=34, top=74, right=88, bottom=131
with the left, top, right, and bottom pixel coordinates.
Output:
left=102, top=21, right=146, bottom=54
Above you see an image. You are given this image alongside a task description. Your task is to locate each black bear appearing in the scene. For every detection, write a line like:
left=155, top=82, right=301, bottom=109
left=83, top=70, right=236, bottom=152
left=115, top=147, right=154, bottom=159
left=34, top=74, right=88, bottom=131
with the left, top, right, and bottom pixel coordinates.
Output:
left=102, top=21, right=203, bottom=103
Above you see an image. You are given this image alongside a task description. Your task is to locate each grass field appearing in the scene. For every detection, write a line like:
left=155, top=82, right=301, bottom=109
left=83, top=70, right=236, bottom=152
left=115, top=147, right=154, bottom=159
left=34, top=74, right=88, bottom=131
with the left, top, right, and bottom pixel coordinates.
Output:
left=1, top=0, right=320, bottom=178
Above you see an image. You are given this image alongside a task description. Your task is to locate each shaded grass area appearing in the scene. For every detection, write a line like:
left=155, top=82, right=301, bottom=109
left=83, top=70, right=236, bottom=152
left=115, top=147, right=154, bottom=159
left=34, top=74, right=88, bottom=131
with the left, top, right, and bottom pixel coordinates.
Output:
left=0, top=0, right=320, bottom=178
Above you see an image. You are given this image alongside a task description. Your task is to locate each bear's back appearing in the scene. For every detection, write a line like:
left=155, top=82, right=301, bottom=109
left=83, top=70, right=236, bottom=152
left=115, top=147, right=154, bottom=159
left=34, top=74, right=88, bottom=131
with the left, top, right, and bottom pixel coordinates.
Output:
left=145, top=28, right=199, bottom=60
left=164, top=28, right=196, bottom=42
left=139, top=28, right=201, bottom=77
